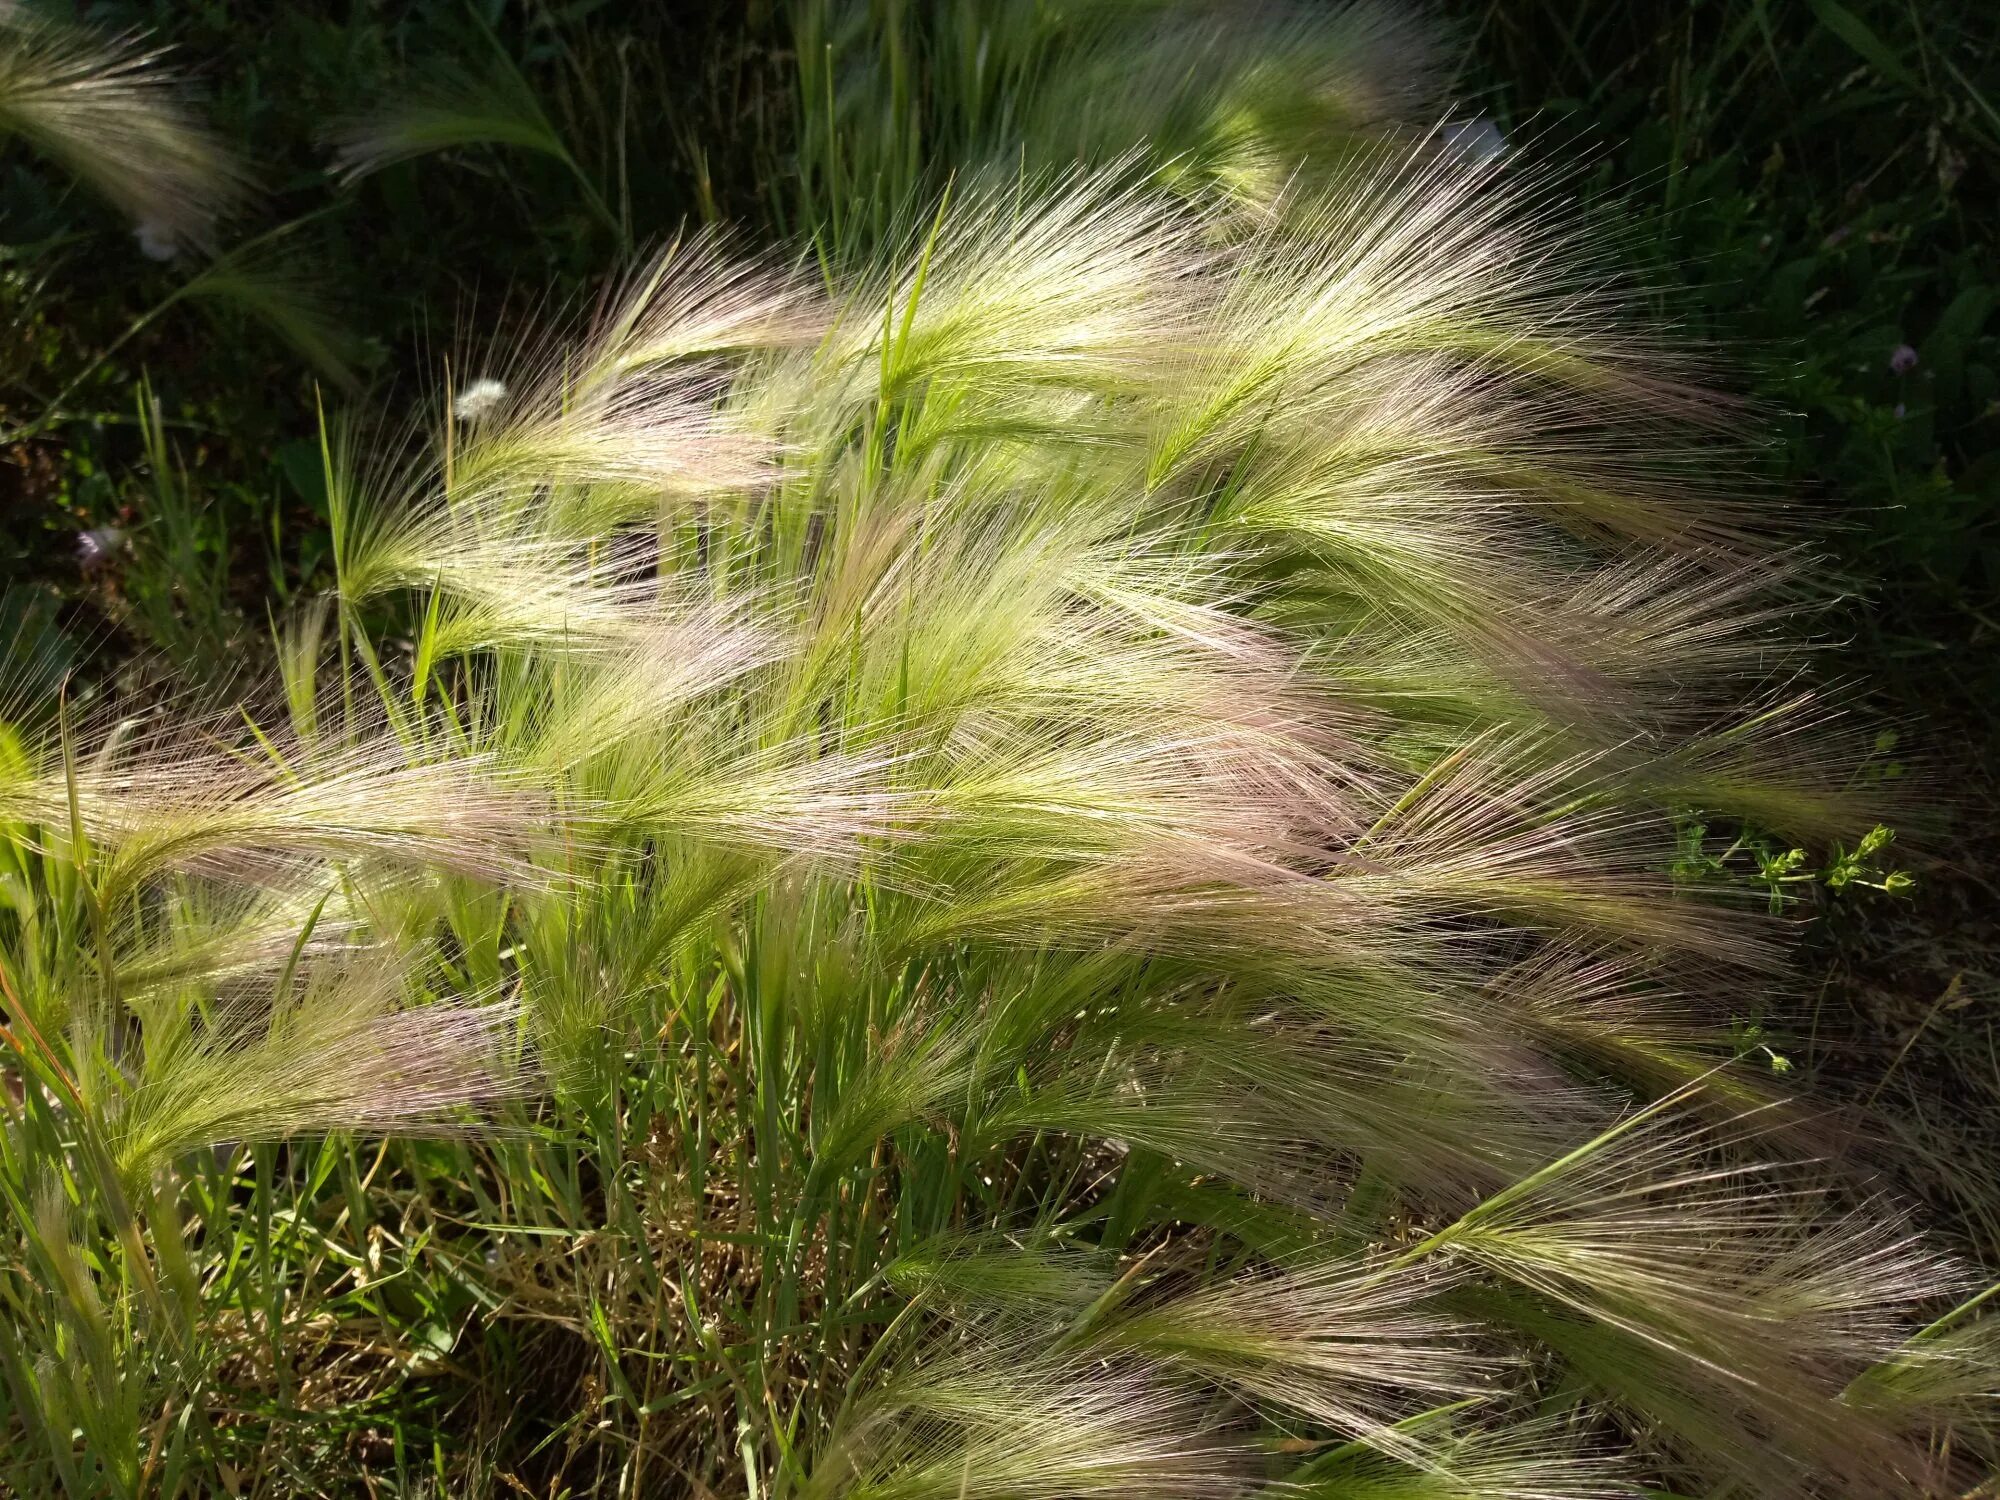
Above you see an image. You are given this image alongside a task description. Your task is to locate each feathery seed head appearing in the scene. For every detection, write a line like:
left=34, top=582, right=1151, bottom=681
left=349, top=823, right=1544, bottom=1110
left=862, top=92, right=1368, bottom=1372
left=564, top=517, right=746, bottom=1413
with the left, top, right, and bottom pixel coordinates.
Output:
left=0, top=12, right=250, bottom=249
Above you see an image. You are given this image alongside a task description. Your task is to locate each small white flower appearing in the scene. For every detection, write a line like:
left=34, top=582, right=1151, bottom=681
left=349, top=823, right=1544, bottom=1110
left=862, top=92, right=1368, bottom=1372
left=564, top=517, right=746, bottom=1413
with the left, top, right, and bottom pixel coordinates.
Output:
left=453, top=377, right=509, bottom=424
left=134, top=219, right=180, bottom=262
left=1442, top=116, right=1507, bottom=166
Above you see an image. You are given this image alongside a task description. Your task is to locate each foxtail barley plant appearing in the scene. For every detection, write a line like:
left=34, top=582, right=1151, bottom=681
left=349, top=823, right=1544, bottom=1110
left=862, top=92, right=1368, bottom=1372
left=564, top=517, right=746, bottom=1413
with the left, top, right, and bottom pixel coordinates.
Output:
left=0, top=11, right=363, bottom=441
left=0, top=5, right=247, bottom=253
left=1, top=7, right=1994, bottom=1499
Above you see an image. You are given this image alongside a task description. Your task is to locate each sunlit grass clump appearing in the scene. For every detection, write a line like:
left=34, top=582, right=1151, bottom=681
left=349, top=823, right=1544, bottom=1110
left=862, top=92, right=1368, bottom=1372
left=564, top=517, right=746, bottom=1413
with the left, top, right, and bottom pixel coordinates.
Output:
left=1, top=127, right=1993, bottom=1500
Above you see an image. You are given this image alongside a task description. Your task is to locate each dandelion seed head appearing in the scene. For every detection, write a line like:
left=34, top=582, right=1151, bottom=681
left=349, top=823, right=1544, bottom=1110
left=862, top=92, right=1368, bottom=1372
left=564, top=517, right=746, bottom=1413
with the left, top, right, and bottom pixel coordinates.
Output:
left=453, top=376, right=509, bottom=423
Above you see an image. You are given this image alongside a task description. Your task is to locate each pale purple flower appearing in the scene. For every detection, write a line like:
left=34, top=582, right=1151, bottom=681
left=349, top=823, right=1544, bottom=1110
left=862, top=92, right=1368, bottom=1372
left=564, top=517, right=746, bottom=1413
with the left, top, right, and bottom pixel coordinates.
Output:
left=1889, top=344, right=1918, bottom=375
left=77, top=525, right=126, bottom=570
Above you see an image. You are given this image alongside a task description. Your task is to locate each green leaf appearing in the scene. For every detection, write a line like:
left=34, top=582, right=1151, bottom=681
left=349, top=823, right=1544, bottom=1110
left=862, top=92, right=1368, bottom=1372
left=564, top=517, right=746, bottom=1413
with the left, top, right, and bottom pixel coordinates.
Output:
left=1922, top=285, right=1997, bottom=405
left=1806, top=0, right=1924, bottom=94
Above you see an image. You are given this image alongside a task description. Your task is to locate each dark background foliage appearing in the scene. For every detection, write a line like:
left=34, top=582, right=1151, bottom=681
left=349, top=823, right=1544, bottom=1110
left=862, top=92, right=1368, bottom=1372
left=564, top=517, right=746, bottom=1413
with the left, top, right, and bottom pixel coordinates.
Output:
left=1467, top=0, right=2000, bottom=1252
